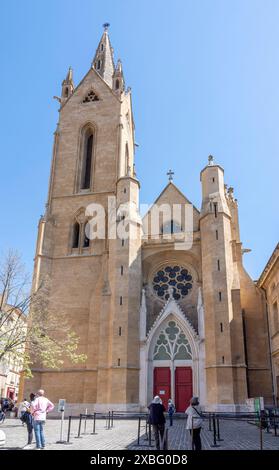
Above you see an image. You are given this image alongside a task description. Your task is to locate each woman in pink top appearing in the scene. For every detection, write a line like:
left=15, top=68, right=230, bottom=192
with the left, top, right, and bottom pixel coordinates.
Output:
left=30, top=389, right=54, bottom=449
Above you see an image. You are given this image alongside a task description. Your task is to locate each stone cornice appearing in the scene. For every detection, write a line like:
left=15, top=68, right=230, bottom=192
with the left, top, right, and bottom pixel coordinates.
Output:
left=31, top=368, right=98, bottom=373
left=205, top=364, right=247, bottom=369
left=199, top=210, right=231, bottom=224
left=257, top=242, right=279, bottom=287
left=116, top=175, right=140, bottom=188
left=36, top=253, right=102, bottom=261
left=200, top=163, right=224, bottom=179
left=51, top=190, right=115, bottom=200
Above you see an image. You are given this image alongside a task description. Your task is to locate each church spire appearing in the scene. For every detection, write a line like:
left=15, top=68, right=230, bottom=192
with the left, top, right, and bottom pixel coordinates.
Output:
left=92, top=23, right=115, bottom=88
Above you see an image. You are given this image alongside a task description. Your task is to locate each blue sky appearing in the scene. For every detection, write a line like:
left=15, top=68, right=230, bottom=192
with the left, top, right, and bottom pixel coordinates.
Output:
left=0, top=0, right=278, bottom=279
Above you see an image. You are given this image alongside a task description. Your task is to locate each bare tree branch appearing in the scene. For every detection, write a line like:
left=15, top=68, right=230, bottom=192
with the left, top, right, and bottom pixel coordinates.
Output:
left=0, top=250, right=86, bottom=376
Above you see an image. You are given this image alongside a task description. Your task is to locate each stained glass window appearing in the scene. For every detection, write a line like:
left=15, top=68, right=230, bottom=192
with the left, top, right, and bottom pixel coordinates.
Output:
left=161, top=220, right=182, bottom=234
left=81, top=131, right=94, bottom=189
left=153, top=321, right=192, bottom=360
left=152, top=265, right=193, bottom=301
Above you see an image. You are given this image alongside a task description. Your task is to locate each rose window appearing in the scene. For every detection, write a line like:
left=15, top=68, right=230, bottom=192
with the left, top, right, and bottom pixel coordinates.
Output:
left=152, top=265, right=193, bottom=301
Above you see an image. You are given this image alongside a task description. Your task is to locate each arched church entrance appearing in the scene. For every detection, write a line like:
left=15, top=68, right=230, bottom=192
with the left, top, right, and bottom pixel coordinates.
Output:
left=150, top=319, right=194, bottom=411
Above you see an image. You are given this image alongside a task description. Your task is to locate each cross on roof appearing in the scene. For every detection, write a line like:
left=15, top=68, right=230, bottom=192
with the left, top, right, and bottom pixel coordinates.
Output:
left=167, top=169, right=174, bottom=181
left=103, top=23, right=110, bottom=31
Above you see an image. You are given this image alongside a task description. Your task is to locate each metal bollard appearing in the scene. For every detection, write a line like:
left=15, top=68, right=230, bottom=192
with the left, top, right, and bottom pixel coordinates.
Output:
left=148, top=422, right=152, bottom=446
left=137, top=416, right=141, bottom=445
left=210, top=415, right=220, bottom=448
left=165, top=427, right=168, bottom=450
left=209, top=413, right=212, bottom=431
left=111, top=410, right=114, bottom=428
left=277, top=418, right=279, bottom=437
left=274, top=421, right=278, bottom=437
left=144, top=416, right=150, bottom=441
left=159, top=426, right=168, bottom=450
left=216, top=417, right=224, bottom=441
left=260, top=419, right=263, bottom=450
left=105, top=411, right=110, bottom=429
left=82, top=410, right=88, bottom=435
left=91, top=412, right=97, bottom=435
left=75, top=414, right=83, bottom=438
left=66, top=415, right=73, bottom=444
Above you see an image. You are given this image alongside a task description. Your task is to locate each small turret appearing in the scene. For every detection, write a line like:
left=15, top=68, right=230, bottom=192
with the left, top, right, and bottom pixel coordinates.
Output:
left=61, top=67, right=74, bottom=102
left=200, top=155, right=230, bottom=219
left=113, top=59, right=125, bottom=94
left=226, top=186, right=241, bottom=243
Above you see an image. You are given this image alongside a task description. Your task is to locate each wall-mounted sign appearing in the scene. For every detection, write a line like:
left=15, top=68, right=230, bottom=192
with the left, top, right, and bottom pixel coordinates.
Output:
left=58, top=399, right=66, bottom=412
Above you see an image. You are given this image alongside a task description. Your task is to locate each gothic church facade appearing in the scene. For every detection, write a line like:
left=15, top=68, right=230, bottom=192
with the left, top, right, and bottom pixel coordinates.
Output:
left=26, top=27, right=273, bottom=412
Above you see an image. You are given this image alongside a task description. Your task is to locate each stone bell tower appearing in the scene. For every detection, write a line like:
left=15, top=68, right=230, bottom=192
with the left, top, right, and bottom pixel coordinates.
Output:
left=26, top=25, right=142, bottom=412
left=200, top=156, right=247, bottom=410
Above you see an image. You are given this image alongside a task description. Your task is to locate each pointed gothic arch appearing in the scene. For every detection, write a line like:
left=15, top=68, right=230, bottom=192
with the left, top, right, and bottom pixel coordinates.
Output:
left=69, top=207, right=90, bottom=253
left=72, top=221, right=80, bottom=248
left=146, top=301, right=199, bottom=362
left=76, top=123, right=97, bottom=193
left=139, top=297, right=201, bottom=410
left=81, top=129, right=93, bottom=189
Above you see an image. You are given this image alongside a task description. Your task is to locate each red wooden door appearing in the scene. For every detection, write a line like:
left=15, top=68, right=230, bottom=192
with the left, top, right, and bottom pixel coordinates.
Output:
left=153, top=367, right=171, bottom=409
left=175, top=367, right=193, bottom=412
left=7, top=387, right=15, bottom=400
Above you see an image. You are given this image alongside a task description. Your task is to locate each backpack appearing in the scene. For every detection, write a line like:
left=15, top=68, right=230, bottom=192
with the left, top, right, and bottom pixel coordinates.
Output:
left=20, top=411, right=29, bottom=424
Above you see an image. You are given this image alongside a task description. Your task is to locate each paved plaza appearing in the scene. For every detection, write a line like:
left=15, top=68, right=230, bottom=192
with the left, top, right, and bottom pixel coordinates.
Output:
left=1, top=417, right=279, bottom=450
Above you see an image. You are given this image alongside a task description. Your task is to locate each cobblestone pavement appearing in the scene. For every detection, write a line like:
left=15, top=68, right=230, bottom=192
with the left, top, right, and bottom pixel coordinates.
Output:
left=0, top=417, right=279, bottom=450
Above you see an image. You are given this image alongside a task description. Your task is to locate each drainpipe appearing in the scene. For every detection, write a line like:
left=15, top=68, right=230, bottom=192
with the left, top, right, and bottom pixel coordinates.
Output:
left=242, top=309, right=250, bottom=398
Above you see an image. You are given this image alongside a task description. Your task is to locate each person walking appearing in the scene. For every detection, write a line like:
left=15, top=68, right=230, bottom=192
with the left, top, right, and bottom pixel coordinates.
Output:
left=22, top=393, right=36, bottom=449
left=2, top=398, right=9, bottom=412
left=185, top=396, right=203, bottom=450
left=30, top=390, right=54, bottom=450
left=148, top=396, right=166, bottom=450
left=167, top=399, right=175, bottom=427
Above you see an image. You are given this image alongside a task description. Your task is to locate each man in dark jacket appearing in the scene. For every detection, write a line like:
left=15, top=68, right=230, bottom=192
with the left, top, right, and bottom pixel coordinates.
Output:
left=148, top=396, right=166, bottom=450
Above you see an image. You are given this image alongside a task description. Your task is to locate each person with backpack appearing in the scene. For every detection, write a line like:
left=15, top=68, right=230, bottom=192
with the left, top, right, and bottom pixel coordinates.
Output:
left=18, top=398, right=30, bottom=423
left=21, top=393, right=36, bottom=449
left=167, top=399, right=175, bottom=426
left=185, top=396, right=203, bottom=450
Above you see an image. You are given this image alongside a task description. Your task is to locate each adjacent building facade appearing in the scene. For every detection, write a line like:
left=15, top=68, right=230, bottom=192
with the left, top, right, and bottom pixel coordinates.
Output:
left=25, top=27, right=273, bottom=412
left=258, top=243, right=279, bottom=406
left=0, top=358, right=22, bottom=401
left=0, top=304, right=25, bottom=401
